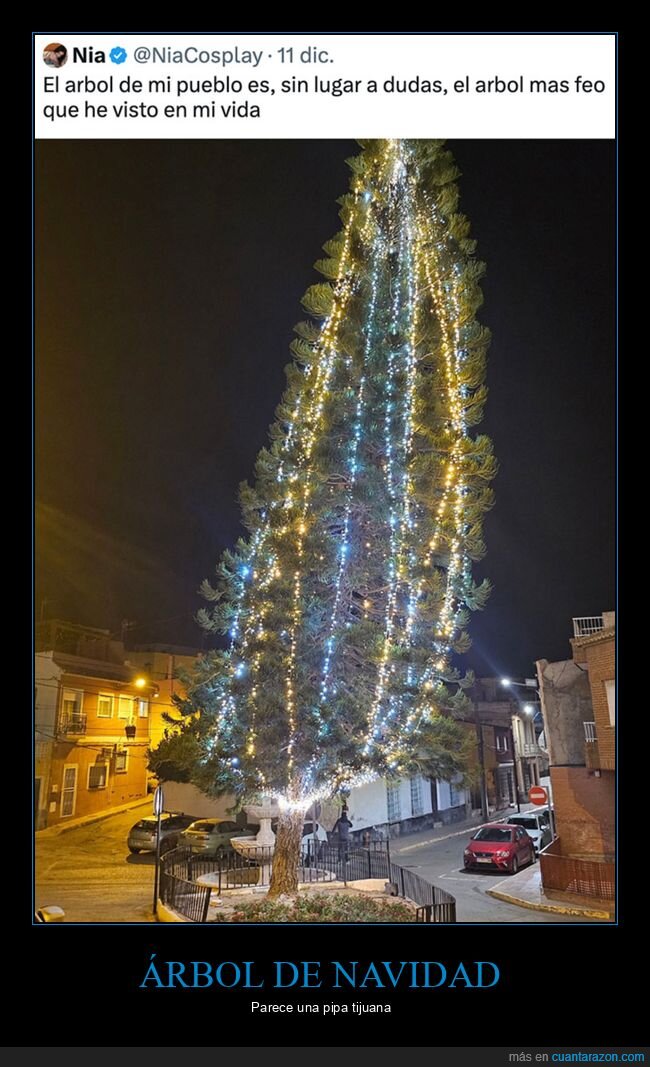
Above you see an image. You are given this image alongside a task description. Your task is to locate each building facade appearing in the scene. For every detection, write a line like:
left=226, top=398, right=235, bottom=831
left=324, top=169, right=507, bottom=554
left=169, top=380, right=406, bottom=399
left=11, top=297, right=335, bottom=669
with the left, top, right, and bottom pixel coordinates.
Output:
left=536, top=613, right=615, bottom=905
left=466, top=678, right=546, bottom=815
left=331, top=772, right=470, bottom=842
left=126, top=644, right=200, bottom=753
left=35, top=621, right=157, bottom=827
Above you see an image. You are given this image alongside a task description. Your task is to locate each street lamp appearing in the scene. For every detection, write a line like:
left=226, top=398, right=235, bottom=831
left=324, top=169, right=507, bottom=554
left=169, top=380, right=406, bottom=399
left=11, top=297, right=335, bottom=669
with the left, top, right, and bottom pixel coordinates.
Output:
left=501, top=677, right=538, bottom=690
left=502, top=678, right=541, bottom=812
left=501, top=678, right=555, bottom=836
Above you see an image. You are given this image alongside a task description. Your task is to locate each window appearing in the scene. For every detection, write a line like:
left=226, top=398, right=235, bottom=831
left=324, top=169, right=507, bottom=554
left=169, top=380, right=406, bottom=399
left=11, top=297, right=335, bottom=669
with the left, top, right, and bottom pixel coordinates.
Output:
left=473, top=826, right=512, bottom=842
left=97, top=693, right=113, bottom=718
left=386, top=781, right=401, bottom=822
left=449, top=776, right=464, bottom=807
left=496, top=733, right=509, bottom=752
left=410, top=775, right=423, bottom=816
left=61, top=764, right=78, bottom=817
left=605, top=680, right=615, bottom=726
left=509, top=816, right=538, bottom=831
left=114, top=750, right=128, bottom=773
left=62, top=689, right=83, bottom=717
left=118, top=695, right=133, bottom=720
left=137, top=698, right=149, bottom=718
left=167, top=816, right=194, bottom=830
left=88, top=762, right=108, bottom=789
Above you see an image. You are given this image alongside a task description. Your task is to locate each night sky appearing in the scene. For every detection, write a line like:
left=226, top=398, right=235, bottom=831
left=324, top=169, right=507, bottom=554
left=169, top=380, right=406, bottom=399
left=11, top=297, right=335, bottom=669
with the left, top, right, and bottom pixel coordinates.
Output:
left=35, top=139, right=615, bottom=678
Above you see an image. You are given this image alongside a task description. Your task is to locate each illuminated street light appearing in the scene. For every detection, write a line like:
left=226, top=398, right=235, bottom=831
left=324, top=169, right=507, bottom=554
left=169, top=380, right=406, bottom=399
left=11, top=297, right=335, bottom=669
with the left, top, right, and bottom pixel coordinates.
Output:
left=134, top=676, right=147, bottom=689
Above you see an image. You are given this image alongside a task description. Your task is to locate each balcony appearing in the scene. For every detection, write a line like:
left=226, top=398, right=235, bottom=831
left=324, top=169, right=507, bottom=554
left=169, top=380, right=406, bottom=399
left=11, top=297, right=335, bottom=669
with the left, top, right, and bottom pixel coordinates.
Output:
left=572, top=616, right=603, bottom=638
left=522, top=742, right=544, bottom=758
left=59, top=711, right=87, bottom=735
left=584, top=720, right=600, bottom=770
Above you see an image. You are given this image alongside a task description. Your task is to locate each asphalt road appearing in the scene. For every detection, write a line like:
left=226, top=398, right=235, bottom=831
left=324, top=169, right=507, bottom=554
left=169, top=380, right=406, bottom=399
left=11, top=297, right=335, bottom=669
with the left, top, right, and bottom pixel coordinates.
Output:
left=36, top=804, right=156, bottom=923
left=36, top=803, right=594, bottom=924
left=391, top=823, right=596, bottom=923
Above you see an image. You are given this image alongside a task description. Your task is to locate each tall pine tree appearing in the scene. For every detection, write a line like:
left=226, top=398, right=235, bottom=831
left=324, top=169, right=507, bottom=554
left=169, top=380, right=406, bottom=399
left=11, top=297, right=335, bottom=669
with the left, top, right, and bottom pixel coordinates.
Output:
left=157, top=139, right=495, bottom=894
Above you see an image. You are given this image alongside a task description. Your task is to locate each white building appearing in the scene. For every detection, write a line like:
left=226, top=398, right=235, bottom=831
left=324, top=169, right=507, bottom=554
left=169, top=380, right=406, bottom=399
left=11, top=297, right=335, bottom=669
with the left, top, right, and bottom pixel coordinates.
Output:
left=337, top=773, right=469, bottom=841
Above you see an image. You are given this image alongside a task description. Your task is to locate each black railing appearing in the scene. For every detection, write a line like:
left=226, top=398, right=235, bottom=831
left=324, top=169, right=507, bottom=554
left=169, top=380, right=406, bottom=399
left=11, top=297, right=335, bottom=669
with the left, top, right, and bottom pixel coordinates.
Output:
left=159, top=842, right=456, bottom=923
left=301, top=840, right=391, bottom=885
left=389, top=863, right=456, bottom=922
left=159, top=865, right=211, bottom=923
left=58, top=711, right=87, bottom=735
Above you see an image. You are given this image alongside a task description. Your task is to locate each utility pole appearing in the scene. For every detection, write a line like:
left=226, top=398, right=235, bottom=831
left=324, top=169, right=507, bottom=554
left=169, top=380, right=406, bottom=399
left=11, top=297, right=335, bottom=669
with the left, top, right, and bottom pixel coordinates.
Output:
left=474, top=701, right=489, bottom=821
left=509, top=723, right=522, bottom=813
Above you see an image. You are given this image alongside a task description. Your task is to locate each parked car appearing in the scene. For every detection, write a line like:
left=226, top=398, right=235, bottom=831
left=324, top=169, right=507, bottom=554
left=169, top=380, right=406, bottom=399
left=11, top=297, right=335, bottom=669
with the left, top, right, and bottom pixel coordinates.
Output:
left=503, top=811, right=552, bottom=855
left=464, top=822, right=536, bottom=874
left=127, top=813, right=196, bottom=854
left=179, top=818, right=255, bottom=856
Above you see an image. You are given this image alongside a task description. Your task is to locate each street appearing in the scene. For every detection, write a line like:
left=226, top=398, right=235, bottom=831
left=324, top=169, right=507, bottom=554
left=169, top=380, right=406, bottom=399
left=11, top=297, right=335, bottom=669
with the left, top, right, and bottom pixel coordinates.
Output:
left=35, top=804, right=156, bottom=923
left=391, top=821, right=595, bottom=923
left=36, top=803, right=593, bottom=923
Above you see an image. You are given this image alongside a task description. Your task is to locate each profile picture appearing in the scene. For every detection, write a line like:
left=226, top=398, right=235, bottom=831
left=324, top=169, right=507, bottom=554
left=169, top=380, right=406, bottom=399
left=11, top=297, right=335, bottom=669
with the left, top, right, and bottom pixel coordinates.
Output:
left=43, top=42, right=67, bottom=68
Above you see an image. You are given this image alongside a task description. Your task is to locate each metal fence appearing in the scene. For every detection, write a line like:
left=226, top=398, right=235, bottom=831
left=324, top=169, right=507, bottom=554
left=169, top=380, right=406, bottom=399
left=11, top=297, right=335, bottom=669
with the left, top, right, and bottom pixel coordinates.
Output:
left=388, top=863, right=457, bottom=922
left=572, top=616, right=604, bottom=638
left=159, top=842, right=456, bottom=923
left=539, top=839, right=614, bottom=901
left=159, top=864, right=212, bottom=923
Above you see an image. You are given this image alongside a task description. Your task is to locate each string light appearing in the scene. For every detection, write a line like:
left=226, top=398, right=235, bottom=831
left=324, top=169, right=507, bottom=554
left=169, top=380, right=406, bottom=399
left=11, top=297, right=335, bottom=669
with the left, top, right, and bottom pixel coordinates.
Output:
left=203, top=139, right=484, bottom=806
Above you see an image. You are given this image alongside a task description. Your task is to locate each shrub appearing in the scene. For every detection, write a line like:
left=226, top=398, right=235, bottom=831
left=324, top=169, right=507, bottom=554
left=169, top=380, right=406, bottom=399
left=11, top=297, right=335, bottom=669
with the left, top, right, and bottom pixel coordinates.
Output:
left=211, top=892, right=414, bottom=923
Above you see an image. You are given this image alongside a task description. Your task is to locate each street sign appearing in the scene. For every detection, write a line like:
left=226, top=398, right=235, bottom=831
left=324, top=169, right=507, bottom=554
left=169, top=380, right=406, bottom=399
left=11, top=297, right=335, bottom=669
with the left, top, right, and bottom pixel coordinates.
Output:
left=529, top=785, right=548, bottom=806
left=153, top=784, right=165, bottom=816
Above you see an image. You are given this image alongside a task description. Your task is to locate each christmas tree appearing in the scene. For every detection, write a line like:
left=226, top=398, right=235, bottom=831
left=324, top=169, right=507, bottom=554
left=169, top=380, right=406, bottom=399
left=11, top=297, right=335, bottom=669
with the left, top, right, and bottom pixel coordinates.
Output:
left=156, top=139, right=495, bottom=895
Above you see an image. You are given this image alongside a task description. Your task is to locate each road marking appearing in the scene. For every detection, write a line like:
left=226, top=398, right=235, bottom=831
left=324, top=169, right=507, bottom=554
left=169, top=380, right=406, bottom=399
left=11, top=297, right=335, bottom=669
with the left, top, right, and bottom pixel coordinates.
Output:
left=395, top=826, right=474, bottom=852
left=394, top=807, right=540, bottom=854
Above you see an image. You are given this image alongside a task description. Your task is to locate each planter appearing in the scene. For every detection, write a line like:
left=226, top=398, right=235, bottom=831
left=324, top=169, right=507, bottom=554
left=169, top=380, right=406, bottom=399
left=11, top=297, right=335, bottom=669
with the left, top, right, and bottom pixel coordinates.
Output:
left=124, top=725, right=137, bottom=739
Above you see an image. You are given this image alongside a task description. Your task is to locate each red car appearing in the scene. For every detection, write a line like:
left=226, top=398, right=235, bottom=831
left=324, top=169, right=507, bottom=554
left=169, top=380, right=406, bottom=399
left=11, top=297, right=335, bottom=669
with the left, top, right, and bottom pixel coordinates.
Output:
left=464, top=822, right=535, bottom=874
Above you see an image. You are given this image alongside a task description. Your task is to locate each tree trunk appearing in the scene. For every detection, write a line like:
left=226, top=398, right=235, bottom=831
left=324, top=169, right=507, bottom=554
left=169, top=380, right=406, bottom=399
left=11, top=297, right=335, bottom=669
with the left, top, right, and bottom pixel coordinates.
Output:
left=267, top=808, right=306, bottom=897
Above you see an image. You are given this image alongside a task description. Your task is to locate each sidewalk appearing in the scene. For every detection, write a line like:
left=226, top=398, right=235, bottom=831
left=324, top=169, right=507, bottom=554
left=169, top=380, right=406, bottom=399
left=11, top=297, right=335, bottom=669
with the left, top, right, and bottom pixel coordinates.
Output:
left=390, top=803, right=529, bottom=855
left=486, top=863, right=614, bottom=920
left=36, top=795, right=152, bottom=837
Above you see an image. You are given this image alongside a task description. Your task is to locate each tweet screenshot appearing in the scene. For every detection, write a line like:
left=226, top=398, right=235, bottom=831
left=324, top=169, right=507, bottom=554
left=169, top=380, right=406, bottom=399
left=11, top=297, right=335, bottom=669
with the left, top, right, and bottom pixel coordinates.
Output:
left=32, top=30, right=633, bottom=1057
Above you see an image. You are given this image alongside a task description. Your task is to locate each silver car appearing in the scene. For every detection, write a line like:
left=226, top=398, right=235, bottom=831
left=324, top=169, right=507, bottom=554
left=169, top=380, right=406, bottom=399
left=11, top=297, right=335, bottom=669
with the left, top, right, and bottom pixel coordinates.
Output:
left=179, top=818, right=252, bottom=856
left=127, top=813, right=196, bottom=854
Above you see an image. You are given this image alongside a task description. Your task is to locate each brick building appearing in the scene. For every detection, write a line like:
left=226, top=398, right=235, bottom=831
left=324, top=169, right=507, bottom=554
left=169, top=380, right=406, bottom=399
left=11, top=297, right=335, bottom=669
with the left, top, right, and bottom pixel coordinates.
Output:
left=536, top=612, right=615, bottom=905
left=466, top=678, right=546, bottom=816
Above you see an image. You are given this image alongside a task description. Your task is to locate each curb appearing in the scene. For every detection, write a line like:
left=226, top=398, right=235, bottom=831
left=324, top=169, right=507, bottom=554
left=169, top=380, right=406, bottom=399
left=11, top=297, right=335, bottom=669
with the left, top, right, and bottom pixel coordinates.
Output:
left=394, top=805, right=532, bottom=855
left=36, top=796, right=152, bottom=837
left=156, top=900, right=183, bottom=923
left=486, top=886, right=612, bottom=920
